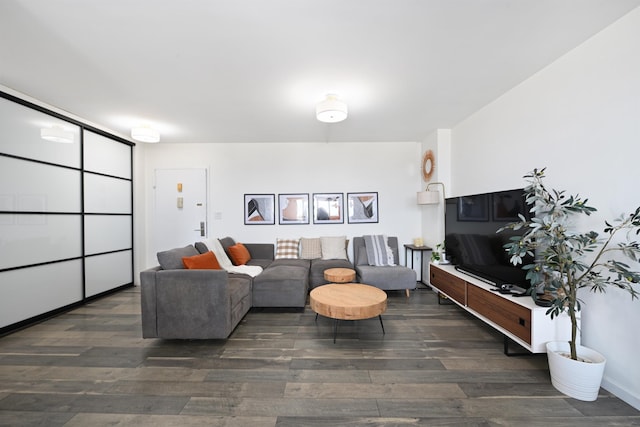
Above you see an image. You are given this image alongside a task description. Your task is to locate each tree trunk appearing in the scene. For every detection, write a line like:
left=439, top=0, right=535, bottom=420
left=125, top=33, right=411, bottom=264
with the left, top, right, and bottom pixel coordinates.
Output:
left=569, top=286, right=578, bottom=360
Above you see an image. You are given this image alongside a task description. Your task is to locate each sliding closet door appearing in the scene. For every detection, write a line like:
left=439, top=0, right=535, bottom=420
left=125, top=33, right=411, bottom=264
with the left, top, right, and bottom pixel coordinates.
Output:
left=83, top=131, right=133, bottom=297
left=0, top=96, right=84, bottom=329
left=0, top=92, right=134, bottom=331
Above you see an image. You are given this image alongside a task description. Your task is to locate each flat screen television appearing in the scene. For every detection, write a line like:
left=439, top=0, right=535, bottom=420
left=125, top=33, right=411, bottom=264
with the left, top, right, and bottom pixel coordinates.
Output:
left=444, top=188, right=532, bottom=288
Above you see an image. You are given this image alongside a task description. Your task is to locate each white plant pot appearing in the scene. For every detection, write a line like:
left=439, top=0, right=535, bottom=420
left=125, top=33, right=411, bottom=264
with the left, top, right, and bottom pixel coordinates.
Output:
left=546, top=341, right=606, bottom=401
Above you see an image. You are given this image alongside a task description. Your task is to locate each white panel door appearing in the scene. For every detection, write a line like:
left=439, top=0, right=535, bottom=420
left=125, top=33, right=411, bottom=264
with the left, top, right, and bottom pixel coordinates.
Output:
left=153, top=169, right=208, bottom=256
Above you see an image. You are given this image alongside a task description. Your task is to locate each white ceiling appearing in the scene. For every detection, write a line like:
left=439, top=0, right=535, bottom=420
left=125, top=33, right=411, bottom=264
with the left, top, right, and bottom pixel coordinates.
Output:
left=1, top=1, right=639, bottom=144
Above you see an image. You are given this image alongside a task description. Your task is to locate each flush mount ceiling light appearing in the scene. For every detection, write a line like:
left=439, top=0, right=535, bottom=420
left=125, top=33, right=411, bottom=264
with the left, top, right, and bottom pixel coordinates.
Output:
left=131, top=125, right=160, bottom=143
left=40, top=125, right=74, bottom=143
left=316, top=94, right=348, bottom=123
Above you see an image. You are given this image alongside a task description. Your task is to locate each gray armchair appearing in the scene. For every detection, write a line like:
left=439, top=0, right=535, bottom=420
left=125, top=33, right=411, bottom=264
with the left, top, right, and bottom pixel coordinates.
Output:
left=353, top=236, right=417, bottom=296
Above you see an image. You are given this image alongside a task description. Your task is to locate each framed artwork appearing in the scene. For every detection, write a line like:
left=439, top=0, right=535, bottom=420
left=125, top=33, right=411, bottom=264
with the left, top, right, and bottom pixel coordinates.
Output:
left=457, top=194, right=489, bottom=221
left=347, top=192, right=378, bottom=223
left=244, top=194, right=275, bottom=225
left=312, top=193, right=344, bottom=224
left=278, top=193, right=309, bottom=224
left=492, top=190, right=526, bottom=221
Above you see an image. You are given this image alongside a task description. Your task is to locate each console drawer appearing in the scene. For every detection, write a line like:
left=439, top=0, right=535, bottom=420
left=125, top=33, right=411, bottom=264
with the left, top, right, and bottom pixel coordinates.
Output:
left=430, top=265, right=466, bottom=305
left=467, top=285, right=531, bottom=344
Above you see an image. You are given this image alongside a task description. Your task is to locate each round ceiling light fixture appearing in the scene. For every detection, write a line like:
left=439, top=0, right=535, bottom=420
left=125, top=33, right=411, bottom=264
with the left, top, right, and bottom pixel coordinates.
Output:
left=131, top=125, right=160, bottom=143
left=316, top=94, right=348, bottom=123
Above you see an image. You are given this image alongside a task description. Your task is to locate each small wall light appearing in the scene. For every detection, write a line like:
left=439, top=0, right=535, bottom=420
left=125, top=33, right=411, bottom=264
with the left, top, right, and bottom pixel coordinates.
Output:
left=417, top=182, right=445, bottom=205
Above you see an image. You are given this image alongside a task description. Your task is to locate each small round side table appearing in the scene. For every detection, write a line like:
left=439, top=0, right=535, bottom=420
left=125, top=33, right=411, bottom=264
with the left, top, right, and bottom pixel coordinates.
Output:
left=323, top=267, right=356, bottom=283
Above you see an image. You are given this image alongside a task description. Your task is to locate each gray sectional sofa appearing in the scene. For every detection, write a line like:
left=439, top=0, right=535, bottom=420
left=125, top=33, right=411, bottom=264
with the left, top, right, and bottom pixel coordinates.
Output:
left=140, top=237, right=352, bottom=339
left=141, top=235, right=416, bottom=340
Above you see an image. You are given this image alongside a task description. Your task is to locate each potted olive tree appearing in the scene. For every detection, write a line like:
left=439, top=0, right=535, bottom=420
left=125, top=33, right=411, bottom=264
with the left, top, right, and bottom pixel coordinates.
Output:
left=499, top=168, right=640, bottom=401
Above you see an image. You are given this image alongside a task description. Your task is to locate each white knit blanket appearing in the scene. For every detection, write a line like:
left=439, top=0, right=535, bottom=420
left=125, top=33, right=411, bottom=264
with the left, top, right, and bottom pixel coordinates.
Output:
left=205, top=238, right=263, bottom=277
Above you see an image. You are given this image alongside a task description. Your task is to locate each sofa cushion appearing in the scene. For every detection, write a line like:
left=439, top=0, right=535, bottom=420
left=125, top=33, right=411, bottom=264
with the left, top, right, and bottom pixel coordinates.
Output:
left=247, top=258, right=273, bottom=269
left=320, top=236, right=348, bottom=260
left=309, top=258, right=354, bottom=288
left=270, top=258, right=310, bottom=268
left=252, top=265, right=309, bottom=307
left=182, top=251, right=221, bottom=270
left=228, top=275, right=252, bottom=309
left=356, top=264, right=417, bottom=291
left=275, top=238, right=300, bottom=259
left=157, top=245, right=199, bottom=270
left=300, top=237, right=322, bottom=259
left=228, top=243, right=251, bottom=265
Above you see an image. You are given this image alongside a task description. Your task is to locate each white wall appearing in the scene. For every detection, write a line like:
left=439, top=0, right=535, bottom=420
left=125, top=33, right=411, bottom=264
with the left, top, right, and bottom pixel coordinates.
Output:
left=449, top=8, right=640, bottom=409
left=136, top=141, right=424, bottom=271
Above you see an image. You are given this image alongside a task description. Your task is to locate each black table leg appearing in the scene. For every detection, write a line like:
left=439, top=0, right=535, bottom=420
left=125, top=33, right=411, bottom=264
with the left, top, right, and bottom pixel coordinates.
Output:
left=378, top=315, right=385, bottom=334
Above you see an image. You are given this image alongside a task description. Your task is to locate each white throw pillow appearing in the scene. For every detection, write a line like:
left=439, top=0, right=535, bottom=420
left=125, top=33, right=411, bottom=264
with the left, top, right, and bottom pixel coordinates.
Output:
left=320, top=236, right=348, bottom=260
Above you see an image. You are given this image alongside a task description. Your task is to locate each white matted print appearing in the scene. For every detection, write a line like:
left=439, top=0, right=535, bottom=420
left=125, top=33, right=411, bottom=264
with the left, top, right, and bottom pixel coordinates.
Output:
left=244, top=194, right=275, bottom=225
left=278, top=193, right=309, bottom=224
left=347, top=192, right=378, bottom=223
left=313, top=193, right=343, bottom=224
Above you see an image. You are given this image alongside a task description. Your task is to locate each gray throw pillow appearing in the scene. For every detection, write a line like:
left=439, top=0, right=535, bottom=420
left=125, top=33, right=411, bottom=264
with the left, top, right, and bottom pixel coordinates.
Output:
left=157, top=245, right=199, bottom=270
left=194, top=241, right=209, bottom=254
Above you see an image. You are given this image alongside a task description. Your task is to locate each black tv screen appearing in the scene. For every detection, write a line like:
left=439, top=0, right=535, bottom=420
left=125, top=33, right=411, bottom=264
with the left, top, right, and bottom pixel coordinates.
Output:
left=444, top=188, right=532, bottom=287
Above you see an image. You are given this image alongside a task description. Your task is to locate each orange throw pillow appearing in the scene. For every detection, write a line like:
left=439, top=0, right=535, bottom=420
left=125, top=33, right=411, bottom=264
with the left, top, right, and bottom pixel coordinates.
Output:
left=228, top=243, right=251, bottom=265
left=182, top=251, right=222, bottom=270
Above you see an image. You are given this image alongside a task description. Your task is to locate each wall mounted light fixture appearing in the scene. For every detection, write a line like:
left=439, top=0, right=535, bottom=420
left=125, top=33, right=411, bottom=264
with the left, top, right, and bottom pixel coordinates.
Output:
left=417, top=182, right=445, bottom=205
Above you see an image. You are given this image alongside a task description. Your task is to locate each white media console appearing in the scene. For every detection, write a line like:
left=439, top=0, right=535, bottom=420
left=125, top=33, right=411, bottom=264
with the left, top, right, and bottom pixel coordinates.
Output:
left=429, top=264, right=574, bottom=354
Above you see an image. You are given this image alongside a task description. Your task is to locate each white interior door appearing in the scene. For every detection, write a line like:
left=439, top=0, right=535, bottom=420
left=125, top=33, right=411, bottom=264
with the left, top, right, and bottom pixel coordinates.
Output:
left=153, top=168, right=207, bottom=256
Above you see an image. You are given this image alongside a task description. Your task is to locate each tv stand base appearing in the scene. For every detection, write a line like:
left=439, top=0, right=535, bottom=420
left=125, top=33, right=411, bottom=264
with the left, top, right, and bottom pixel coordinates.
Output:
left=429, top=264, right=573, bottom=354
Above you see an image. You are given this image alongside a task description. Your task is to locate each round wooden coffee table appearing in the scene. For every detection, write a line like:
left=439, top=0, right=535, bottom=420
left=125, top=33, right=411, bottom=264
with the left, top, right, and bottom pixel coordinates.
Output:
left=310, top=283, right=387, bottom=342
left=323, top=267, right=356, bottom=283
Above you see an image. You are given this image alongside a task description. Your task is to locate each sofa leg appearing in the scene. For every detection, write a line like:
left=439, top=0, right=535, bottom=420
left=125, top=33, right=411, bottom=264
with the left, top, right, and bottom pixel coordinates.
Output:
left=405, top=289, right=410, bottom=298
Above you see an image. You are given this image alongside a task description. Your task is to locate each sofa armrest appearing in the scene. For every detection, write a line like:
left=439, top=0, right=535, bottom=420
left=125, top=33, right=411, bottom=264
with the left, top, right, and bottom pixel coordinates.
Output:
left=140, top=268, right=232, bottom=339
left=140, top=266, right=161, bottom=338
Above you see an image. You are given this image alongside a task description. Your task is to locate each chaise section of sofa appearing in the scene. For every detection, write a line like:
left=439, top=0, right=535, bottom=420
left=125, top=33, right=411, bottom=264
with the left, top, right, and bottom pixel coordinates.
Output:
left=252, top=260, right=310, bottom=307
left=353, top=236, right=417, bottom=295
left=217, top=237, right=310, bottom=308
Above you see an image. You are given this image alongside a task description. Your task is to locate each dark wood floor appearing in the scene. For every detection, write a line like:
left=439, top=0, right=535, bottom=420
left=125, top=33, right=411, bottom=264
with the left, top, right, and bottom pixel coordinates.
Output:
left=1, top=285, right=638, bottom=427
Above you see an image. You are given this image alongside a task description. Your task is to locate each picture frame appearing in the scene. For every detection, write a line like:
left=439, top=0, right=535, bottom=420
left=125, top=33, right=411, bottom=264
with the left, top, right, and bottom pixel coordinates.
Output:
left=244, top=194, right=275, bottom=225
left=492, top=190, right=526, bottom=221
left=278, top=193, right=309, bottom=224
left=347, top=192, right=378, bottom=223
left=312, top=193, right=344, bottom=224
left=457, top=194, right=489, bottom=221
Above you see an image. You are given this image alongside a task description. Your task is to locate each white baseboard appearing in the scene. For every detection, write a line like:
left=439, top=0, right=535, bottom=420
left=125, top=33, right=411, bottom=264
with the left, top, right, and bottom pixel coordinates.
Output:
left=602, top=377, right=640, bottom=410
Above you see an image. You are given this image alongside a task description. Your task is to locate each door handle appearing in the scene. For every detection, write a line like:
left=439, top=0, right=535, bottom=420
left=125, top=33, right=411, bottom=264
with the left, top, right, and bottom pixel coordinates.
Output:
left=193, top=221, right=205, bottom=237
